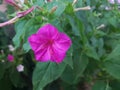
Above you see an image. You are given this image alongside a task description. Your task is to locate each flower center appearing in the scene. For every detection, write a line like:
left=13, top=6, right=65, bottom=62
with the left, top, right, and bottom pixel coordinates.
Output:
left=48, top=39, right=54, bottom=45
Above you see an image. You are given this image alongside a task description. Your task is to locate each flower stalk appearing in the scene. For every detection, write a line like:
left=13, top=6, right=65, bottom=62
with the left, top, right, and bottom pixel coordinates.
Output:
left=74, top=6, right=91, bottom=11
left=0, top=6, right=34, bottom=27
left=0, top=16, right=18, bottom=27
left=72, top=0, right=78, bottom=6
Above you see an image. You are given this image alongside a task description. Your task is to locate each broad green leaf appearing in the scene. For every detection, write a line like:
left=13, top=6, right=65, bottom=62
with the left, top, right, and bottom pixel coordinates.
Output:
left=61, top=53, right=89, bottom=84
left=0, top=63, right=5, bottom=80
left=34, top=0, right=45, bottom=6
left=84, top=44, right=99, bottom=60
left=104, top=60, right=120, bottom=79
left=92, top=81, right=112, bottom=90
left=110, top=80, right=120, bottom=90
left=104, top=44, right=120, bottom=79
left=13, top=18, right=40, bottom=51
left=13, top=20, right=27, bottom=47
left=23, top=41, right=31, bottom=52
left=33, top=62, right=66, bottom=90
left=105, top=44, right=120, bottom=60
left=0, top=78, right=12, bottom=90
left=9, top=68, right=26, bottom=87
left=63, top=47, right=73, bottom=69
left=64, top=3, right=74, bottom=15
left=67, top=15, right=80, bottom=36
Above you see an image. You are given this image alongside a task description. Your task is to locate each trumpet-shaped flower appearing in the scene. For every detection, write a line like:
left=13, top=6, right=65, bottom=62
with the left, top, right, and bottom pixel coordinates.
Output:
left=28, top=24, right=72, bottom=63
left=5, top=0, right=15, bottom=5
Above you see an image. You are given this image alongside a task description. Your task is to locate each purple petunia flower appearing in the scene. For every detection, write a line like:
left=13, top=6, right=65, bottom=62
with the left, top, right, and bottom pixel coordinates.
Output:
left=28, top=24, right=72, bottom=63
left=7, top=54, right=14, bottom=62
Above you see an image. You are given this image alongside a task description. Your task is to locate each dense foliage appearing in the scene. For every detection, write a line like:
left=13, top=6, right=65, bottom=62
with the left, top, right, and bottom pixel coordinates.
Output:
left=1, top=0, right=120, bottom=90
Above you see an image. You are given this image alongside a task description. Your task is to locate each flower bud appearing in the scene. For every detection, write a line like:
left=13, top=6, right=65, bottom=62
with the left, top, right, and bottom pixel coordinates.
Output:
left=17, top=6, right=34, bottom=18
left=5, top=0, right=21, bottom=9
left=7, top=54, right=14, bottom=62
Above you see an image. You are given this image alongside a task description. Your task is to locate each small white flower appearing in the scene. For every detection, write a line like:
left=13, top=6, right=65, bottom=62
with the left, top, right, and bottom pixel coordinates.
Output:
left=16, top=64, right=24, bottom=72
left=108, top=0, right=115, bottom=4
left=8, top=45, right=15, bottom=51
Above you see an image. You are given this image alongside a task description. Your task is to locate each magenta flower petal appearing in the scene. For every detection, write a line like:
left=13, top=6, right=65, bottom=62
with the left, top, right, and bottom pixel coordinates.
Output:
left=28, top=34, right=43, bottom=51
left=37, top=24, right=59, bottom=39
left=35, top=48, right=51, bottom=62
left=28, top=24, right=72, bottom=63
left=54, top=33, right=72, bottom=52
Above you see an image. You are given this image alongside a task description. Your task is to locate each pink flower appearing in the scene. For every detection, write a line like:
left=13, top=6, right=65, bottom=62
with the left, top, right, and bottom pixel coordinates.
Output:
left=7, top=54, right=14, bottom=62
left=28, top=24, right=72, bottom=63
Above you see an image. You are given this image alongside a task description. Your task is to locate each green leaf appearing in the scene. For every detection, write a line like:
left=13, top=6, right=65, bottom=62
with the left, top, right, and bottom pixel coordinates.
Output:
left=84, top=44, right=99, bottom=60
left=67, top=15, right=80, bottom=36
left=13, top=18, right=40, bottom=51
left=104, top=45, right=120, bottom=79
left=110, top=80, right=120, bottom=90
left=105, top=44, right=120, bottom=60
left=9, top=68, right=26, bottom=87
left=0, top=63, right=5, bottom=80
left=47, top=1, right=66, bottom=16
left=0, top=77, right=12, bottom=90
left=23, top=41, right=31, bottom=52
left=34, top=0, right=45, bottom=6
left=63, top=47, right=73, bottom=69
left=13, top=20, right=27, bottom=47
left=64, top=3, right=74, bottom=15
left=61, top=54, right=89, bottom=84
left=92, top=81, right=112, bottom=90
left=104, top=60, right=120, bottom=79
left=33, top=62, right=66, bottom=90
